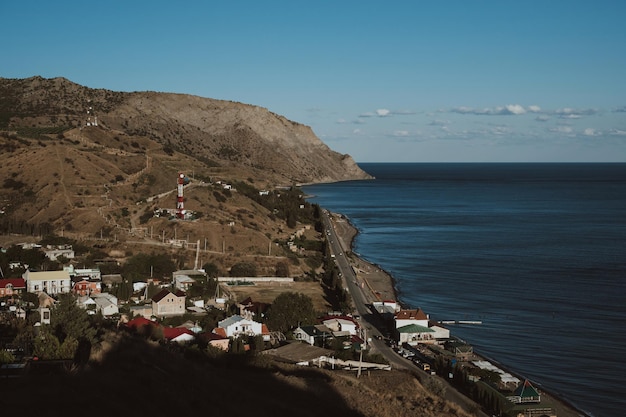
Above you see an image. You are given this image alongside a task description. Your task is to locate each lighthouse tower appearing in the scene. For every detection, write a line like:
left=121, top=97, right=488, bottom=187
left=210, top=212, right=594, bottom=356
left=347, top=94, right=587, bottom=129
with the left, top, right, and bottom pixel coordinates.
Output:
left=176, top=172, right=185, bottom=219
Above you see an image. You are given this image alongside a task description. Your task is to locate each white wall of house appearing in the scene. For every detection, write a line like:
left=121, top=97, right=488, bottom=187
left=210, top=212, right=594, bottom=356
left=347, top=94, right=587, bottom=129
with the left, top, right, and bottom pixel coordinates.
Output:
left=24, top=270, right=72, bottom=294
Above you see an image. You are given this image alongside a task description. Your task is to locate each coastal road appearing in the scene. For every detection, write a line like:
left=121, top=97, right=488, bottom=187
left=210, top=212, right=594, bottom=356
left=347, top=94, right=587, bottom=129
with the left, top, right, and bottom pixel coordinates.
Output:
left=322, top=210, right=487, bottom=417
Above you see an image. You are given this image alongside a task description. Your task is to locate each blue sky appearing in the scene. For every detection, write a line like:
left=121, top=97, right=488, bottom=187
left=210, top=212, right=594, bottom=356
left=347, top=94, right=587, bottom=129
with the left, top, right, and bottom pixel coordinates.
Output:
left=2, top=1, right=626, bottom=162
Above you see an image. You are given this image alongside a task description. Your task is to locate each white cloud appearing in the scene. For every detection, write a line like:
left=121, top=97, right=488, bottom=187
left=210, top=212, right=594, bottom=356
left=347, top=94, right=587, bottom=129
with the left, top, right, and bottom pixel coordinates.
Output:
left=450, top=104, right=531, bottom=116
left=393, top=130, right=410, bottom=137
left=528, top=105, right=541, bottom=113
left=554, top=107, right=597, bottom=118
left=535, top=115, right=550, bottom=122
left=502, top=104, right=526, bottom=115
left=352, top=128, right=362, bottom=134
left=336, top=118, right=347, bottom=124
left=583, top=128, right=599, bottom=136
left=549, top=126, right=574, bottom=134
left=376, top=109, right=391, bottom=117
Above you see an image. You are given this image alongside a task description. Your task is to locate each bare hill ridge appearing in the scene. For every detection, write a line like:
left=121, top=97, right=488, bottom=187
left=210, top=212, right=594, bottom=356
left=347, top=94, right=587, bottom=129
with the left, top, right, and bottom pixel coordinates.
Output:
left=0, top=76, right=371, bottom=184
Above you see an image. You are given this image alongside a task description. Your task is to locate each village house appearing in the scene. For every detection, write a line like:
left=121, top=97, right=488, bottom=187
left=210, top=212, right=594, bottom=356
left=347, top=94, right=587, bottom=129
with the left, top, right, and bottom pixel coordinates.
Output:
left=129, top=303, right=153, bottom=318
left=91, top=293, right=119, bottom=317
left=23, top=270, right=72, bottom=294
left=293, top=325, right=334, bottom=346
left=72, top=277, right=101, bottom=296
left=162, top=327, right=196, bottom=344
left=76, top=296, right=98, bottom=315
left=216, top=314, right=270, bottom=341
left=0, top=278, right=26, bottom=298
left=43, top=245, right=75, bottom=262
left=321, top=316, right=359, bottom=336
left=173, top=274, right=196, bottom=292
left=151, top=289, right=186, bottom=318
left=199, top=331, right=230, bottom=351
left=395, top=308, right=439, bottom=345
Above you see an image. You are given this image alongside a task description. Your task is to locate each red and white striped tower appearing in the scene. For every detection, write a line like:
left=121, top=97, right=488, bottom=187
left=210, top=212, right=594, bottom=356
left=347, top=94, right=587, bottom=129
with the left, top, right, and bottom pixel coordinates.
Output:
left=176, top=172, right=185, bottom=219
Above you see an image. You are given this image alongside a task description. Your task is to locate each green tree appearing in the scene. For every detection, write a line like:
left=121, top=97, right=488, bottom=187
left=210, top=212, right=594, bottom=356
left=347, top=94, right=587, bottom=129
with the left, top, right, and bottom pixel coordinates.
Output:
left=275, top=261, right=290, bottom=277
left=202, top=262, right=220, bottom=278
left=266, top=292, right=316, bottom=333
left=34, top=327, right=61, bottom=359
left=0, top=350, right=15, bottom=364
left=50, top=294, right=96, bottom=345
left=230, top=261, right=257, bottom=277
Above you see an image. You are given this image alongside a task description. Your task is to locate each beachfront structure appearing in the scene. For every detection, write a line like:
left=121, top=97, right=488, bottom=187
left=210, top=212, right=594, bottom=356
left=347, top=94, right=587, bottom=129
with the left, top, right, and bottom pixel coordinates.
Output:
left=23, top=270, right=72, bottom=294
left=395, top=308, right=429, bottom=328
left=507, top=379, right=541, bottom=404
left=397, top=323, right=435, bottom=344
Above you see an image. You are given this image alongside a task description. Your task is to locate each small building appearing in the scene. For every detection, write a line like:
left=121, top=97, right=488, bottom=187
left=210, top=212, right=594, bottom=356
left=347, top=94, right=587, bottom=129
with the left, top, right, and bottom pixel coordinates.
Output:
left=72, top=278, right=101, bottom=296
left=43, top=245, right=75, bottom=262
left=23, top=270, right=72, bottom=294
left=174, top=274, right=196, bottom=292
left=162, top=327, right=196, bottom=344
left=508, top=379, right=541, bottom=404
left=0, top=278, right=26, bottom=298
left=91, top=293, right=119, bottom=317
left=397, top=323, right=436, bottom=345
left=293, top=325, right=334, bottom=346
left=395, top=308, right=429, bottom=328
left=76, top=296, right=98, bottom=315
left=199, top=331, right=230, bottom=351
left=129, top=303, right=153, bottom=319
left=216, top=314, right=269, bottom=341
left=321, top=316, right=358, bottom=336
left=151, top=289, right=186, bottom=318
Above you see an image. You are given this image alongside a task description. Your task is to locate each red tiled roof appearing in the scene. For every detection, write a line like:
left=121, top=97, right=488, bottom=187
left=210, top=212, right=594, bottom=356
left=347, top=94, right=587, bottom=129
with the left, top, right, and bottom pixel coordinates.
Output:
left=212, top=327, right=227, bottom=338
left=198, top=331, right=228, bottom=342
left=126, top=316, right=157, bottom=330
left=0, top=278, right=26, bottom=289
left=162, top=327, right=194, bottom=340
left=395, top=308, right=428, bottom=321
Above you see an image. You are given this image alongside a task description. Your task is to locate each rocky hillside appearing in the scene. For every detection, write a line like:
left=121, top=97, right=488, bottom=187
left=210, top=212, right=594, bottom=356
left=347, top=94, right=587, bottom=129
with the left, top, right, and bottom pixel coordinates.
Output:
left=0, top=76, right=371, bottom=184
left=0, top=76, right=371, bottom=277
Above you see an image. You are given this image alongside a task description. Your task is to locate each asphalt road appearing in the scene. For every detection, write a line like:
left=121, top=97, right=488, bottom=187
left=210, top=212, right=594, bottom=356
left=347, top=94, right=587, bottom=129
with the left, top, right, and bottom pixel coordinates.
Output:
left=321, top=209, right=487, bottom=417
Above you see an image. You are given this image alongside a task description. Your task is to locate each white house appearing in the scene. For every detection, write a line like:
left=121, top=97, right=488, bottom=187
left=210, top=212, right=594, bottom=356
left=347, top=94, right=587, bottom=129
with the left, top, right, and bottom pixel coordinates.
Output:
left=395, top=308, right=429, bottom=329
left=44, top=246, right=75, bottom=262
left=322, top=317, right=358, bottom=336
left=174, top=274, right=196, bottom=291
left=65, top=265, right=101, bottom=280
left=91, top=293, right=119, bottom=317
left=76, top=296, right=98, bottom=315
left=23, top=270, right=72, bottom=294
left=217, top=314, right=269, bottom=341
left=293, top=325, right=333, bottom=346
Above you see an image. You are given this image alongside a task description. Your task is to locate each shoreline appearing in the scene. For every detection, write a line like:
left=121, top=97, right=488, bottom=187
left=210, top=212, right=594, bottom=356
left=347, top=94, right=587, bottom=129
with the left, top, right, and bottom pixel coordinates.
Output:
left=328, top=211, right=590, bottom=417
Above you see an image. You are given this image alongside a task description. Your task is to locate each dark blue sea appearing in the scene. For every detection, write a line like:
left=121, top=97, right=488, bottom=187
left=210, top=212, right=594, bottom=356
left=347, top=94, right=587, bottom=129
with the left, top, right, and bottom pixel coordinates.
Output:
left=304, top=163, right=626, bottom=417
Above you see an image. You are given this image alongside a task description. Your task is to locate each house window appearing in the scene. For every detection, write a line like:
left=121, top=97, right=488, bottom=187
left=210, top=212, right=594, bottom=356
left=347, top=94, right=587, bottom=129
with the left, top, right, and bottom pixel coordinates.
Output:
left=43, top=311, right=50, bottom=320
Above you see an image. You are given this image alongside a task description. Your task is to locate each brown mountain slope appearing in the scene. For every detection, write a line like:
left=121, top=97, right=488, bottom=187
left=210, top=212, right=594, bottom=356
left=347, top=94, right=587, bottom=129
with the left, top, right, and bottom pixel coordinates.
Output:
left=0, top=76, right=371, bottom=184
left=0, top=76, right=372, bottom=274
